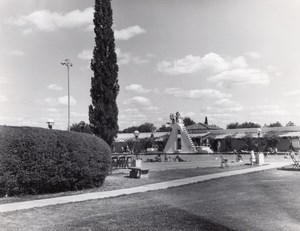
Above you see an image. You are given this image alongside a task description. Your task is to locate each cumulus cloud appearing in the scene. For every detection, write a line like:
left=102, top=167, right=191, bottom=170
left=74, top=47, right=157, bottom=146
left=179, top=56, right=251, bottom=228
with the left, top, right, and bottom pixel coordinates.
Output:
left=58, top=96, right=77, bottom=106
left=77, top=48, right=149, bottom=65
left=199, top=98, right=244, bottom=118
left=5, top=8, right=93, bottom=32
left=7, top=49, right=24, bottom=56
left=164, top=88, right=231, bottom=99
left=0, top=95, right=8, bottom=102
left=231, top=56, right=248, bottom=68
left=119, top=109, right=147, bottom=121
left=0, top=76, right=7, bottom=84
left=116, top=48, right=149, bottom=65
left=71, top=111, right=88, bottom=117
left=283, top=89, right=300, bottom=96
left=158, top=52, right=270, bottom=87
left=123, top=96, right=161, bottom=113
left=21, top=28, right=33, bottom=35
left=114, top=25, right=146, bottom=40
left=47, top=108, right=58, bottom=112
left=245, top=51, right=261, bottom=59
left=144, top=106, right=159, bottom=111
left=248, top=105, right=287, bottom=116
left=48, top=84, right=62, bottom=91
left=157, top=53, right=230, bottom=75
left=125, top=84, right=151, bottom=94
left=208, top=68, right=270, bottom=87
left=180, top=111, right=197, bottom=118
left=116, top=48, right=148, bottom=65
left=214, top=98, right=244, bottom=112
left=131, top=96, right=151, bottom=106
left=36, top=96, right=76, bottom=106
left=78, top=49, right=92, bottom=60
left=124, top=108, right=140, bottom=114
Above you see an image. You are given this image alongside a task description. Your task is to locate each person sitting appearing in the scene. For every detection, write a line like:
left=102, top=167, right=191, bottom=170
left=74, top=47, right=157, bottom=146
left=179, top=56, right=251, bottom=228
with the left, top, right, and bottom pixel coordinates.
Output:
left=174, top=155, right=185, bottom=162
left=235, top=150, right=243, bottom=162
left=165, top=155, right=171, bottom=162
left=155, top=154, right=161, bottom=162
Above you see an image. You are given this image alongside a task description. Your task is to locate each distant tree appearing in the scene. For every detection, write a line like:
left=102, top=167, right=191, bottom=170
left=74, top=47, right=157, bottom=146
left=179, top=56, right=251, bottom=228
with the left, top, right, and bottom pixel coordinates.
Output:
left=157, top=124, right=172, bottom=132
left=89, top=0, right=119, bottom=146
left=226, top=122, right=261, bottom=129
left=286, top=121, right=296, bottom=127
left=70, top=121, right=92, bottom=134
left=266, top=122, right=282, bottom=127
left=183, top=117, right=196, bottom=126
left=226, top=122, right=239, bottom=129
left=240, top=135, right=260, bottom=151
left=122, top=123, right=156, bottom=133
left=138, top=122, right=156, bottom=132
left=239, top=122, right=261, bottom=128
left=264, top=133, right=279, bottom=150
left=204, top=116, right=208, bottom=125
left=122, top=126, right=139, bottom=133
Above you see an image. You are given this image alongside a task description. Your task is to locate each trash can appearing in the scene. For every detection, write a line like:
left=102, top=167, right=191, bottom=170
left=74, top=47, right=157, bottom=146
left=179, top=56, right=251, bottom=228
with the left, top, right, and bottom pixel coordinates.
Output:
left=256, top=152, right=264, bottom=165
left=132, top=159, right=142, bottom=168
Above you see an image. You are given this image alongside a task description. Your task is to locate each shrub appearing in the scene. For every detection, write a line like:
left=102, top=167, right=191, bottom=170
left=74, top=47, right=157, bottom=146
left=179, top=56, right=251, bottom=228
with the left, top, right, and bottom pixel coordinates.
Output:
left=0, top=126, right=111, bottom=196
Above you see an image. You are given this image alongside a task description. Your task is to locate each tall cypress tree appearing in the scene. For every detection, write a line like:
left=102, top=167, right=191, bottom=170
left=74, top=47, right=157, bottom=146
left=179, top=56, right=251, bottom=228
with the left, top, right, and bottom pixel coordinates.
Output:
left=89, top=0, right=119, bottom=147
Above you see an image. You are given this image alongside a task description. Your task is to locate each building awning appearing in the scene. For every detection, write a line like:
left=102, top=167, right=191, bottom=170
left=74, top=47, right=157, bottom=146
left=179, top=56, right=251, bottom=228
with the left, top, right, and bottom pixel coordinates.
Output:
left=214, top=134, right=232, bottom=139
left=114, top=132, right=169, bottom=143
left=232, top=133, right=247, bottom=139
left=189, top=132, right=210, bottom=138
left=279, top=132, right=300, bottom=137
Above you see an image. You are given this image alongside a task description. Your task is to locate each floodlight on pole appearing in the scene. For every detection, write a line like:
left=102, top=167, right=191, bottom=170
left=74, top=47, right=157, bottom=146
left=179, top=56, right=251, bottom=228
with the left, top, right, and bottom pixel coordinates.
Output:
left=61, top=59, right=73, bottom=131
left=133, top=130, right=140, bottom=158
left=46, top=119, right=54, bottom=129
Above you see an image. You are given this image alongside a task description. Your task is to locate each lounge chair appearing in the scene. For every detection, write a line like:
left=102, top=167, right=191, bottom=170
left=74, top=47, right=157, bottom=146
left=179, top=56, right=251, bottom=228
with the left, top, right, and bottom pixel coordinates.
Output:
left=289, top=152, right=300, bottom=168
left=174, top=155, right=186, bottom=162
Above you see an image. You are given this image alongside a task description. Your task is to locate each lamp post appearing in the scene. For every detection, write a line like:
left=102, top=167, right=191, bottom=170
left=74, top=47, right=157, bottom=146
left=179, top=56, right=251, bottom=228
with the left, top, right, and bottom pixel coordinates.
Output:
left=61, top=59, right=73, bottom=131
left=257, top=128, right=262, bottom=153
left=79, top=121, right=85, bottom=132
left=46, top=119, right=54, bottom=129
left=133, top=130, right=140, bottom=158
left=257, top=128, right=262, bottom=138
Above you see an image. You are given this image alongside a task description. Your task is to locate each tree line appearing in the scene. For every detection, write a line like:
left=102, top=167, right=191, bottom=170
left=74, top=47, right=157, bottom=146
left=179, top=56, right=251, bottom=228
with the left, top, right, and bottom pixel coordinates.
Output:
left=71, top=118, right=296, bottom=134
left=226, top=121, right=296, bottom=129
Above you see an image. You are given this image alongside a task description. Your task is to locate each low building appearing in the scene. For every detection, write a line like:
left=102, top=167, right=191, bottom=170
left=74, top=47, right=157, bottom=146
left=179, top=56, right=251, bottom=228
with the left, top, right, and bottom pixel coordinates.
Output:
left=187, top=124, right=300, bottom=153
left=113, top=132, right=169, bottom=153
left=113, top=123, right=300, bottom=154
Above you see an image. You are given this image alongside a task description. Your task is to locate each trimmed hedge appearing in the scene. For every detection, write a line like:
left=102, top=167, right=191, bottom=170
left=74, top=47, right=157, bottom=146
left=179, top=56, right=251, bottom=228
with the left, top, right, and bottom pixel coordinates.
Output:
left=0, top=126, right=111, bottom=196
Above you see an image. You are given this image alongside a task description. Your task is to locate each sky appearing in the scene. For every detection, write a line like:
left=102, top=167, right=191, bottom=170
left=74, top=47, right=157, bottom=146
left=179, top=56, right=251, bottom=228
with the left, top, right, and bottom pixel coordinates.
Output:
left=1, top=0, right=300, bottom=131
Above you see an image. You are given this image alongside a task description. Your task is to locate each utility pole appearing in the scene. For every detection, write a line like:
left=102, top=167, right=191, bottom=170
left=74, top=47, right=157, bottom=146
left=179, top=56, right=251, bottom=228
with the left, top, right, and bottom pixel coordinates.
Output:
left=61, top=59, right=73, bottom=131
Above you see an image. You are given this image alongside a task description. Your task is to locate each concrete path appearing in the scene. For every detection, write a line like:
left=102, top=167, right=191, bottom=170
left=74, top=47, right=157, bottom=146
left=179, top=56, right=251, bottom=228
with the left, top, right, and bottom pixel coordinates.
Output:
left=0, top=162, right=287, bottom=213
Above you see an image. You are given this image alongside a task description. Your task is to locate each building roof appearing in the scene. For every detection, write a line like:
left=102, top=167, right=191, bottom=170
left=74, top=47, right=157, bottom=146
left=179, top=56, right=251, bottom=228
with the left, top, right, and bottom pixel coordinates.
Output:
left=114, top=126, right=300, bottom=143
left=186, top=123, right=223, bottom=133
left=206, top=126, right=300, bottom=139
left=115, top=132, right=169, bottom=143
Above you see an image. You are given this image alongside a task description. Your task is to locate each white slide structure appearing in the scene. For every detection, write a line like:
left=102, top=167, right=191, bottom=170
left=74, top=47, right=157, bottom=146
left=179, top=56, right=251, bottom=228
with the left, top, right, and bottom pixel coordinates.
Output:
left=164, top=122, right=197, bottom=154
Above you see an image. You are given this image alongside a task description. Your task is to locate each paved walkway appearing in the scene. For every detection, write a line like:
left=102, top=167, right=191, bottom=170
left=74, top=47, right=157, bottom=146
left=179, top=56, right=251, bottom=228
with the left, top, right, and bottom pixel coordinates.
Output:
left=0, top=162, right=287, bottom=213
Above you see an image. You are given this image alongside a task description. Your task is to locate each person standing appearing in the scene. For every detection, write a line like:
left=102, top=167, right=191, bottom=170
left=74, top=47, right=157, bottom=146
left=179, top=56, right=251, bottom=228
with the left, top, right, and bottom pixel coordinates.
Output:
left=250, top=150, right=256, bottom=165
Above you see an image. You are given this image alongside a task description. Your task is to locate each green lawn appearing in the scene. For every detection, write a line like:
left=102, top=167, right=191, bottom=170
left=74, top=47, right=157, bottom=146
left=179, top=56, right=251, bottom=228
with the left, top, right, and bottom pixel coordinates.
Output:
left=1, top=169, right=299, bottom=231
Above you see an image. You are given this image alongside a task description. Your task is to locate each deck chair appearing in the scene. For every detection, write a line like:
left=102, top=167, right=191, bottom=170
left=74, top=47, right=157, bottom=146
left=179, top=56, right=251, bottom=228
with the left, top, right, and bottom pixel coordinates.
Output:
left=220, top=155, right=229, bottom=168
left=289, top=152, right=300, bottom=168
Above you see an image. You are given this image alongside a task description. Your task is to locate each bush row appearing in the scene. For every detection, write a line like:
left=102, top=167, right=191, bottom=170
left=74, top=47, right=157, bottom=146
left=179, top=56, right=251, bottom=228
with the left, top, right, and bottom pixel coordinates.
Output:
left=0, top=126, right=111, bottom=196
